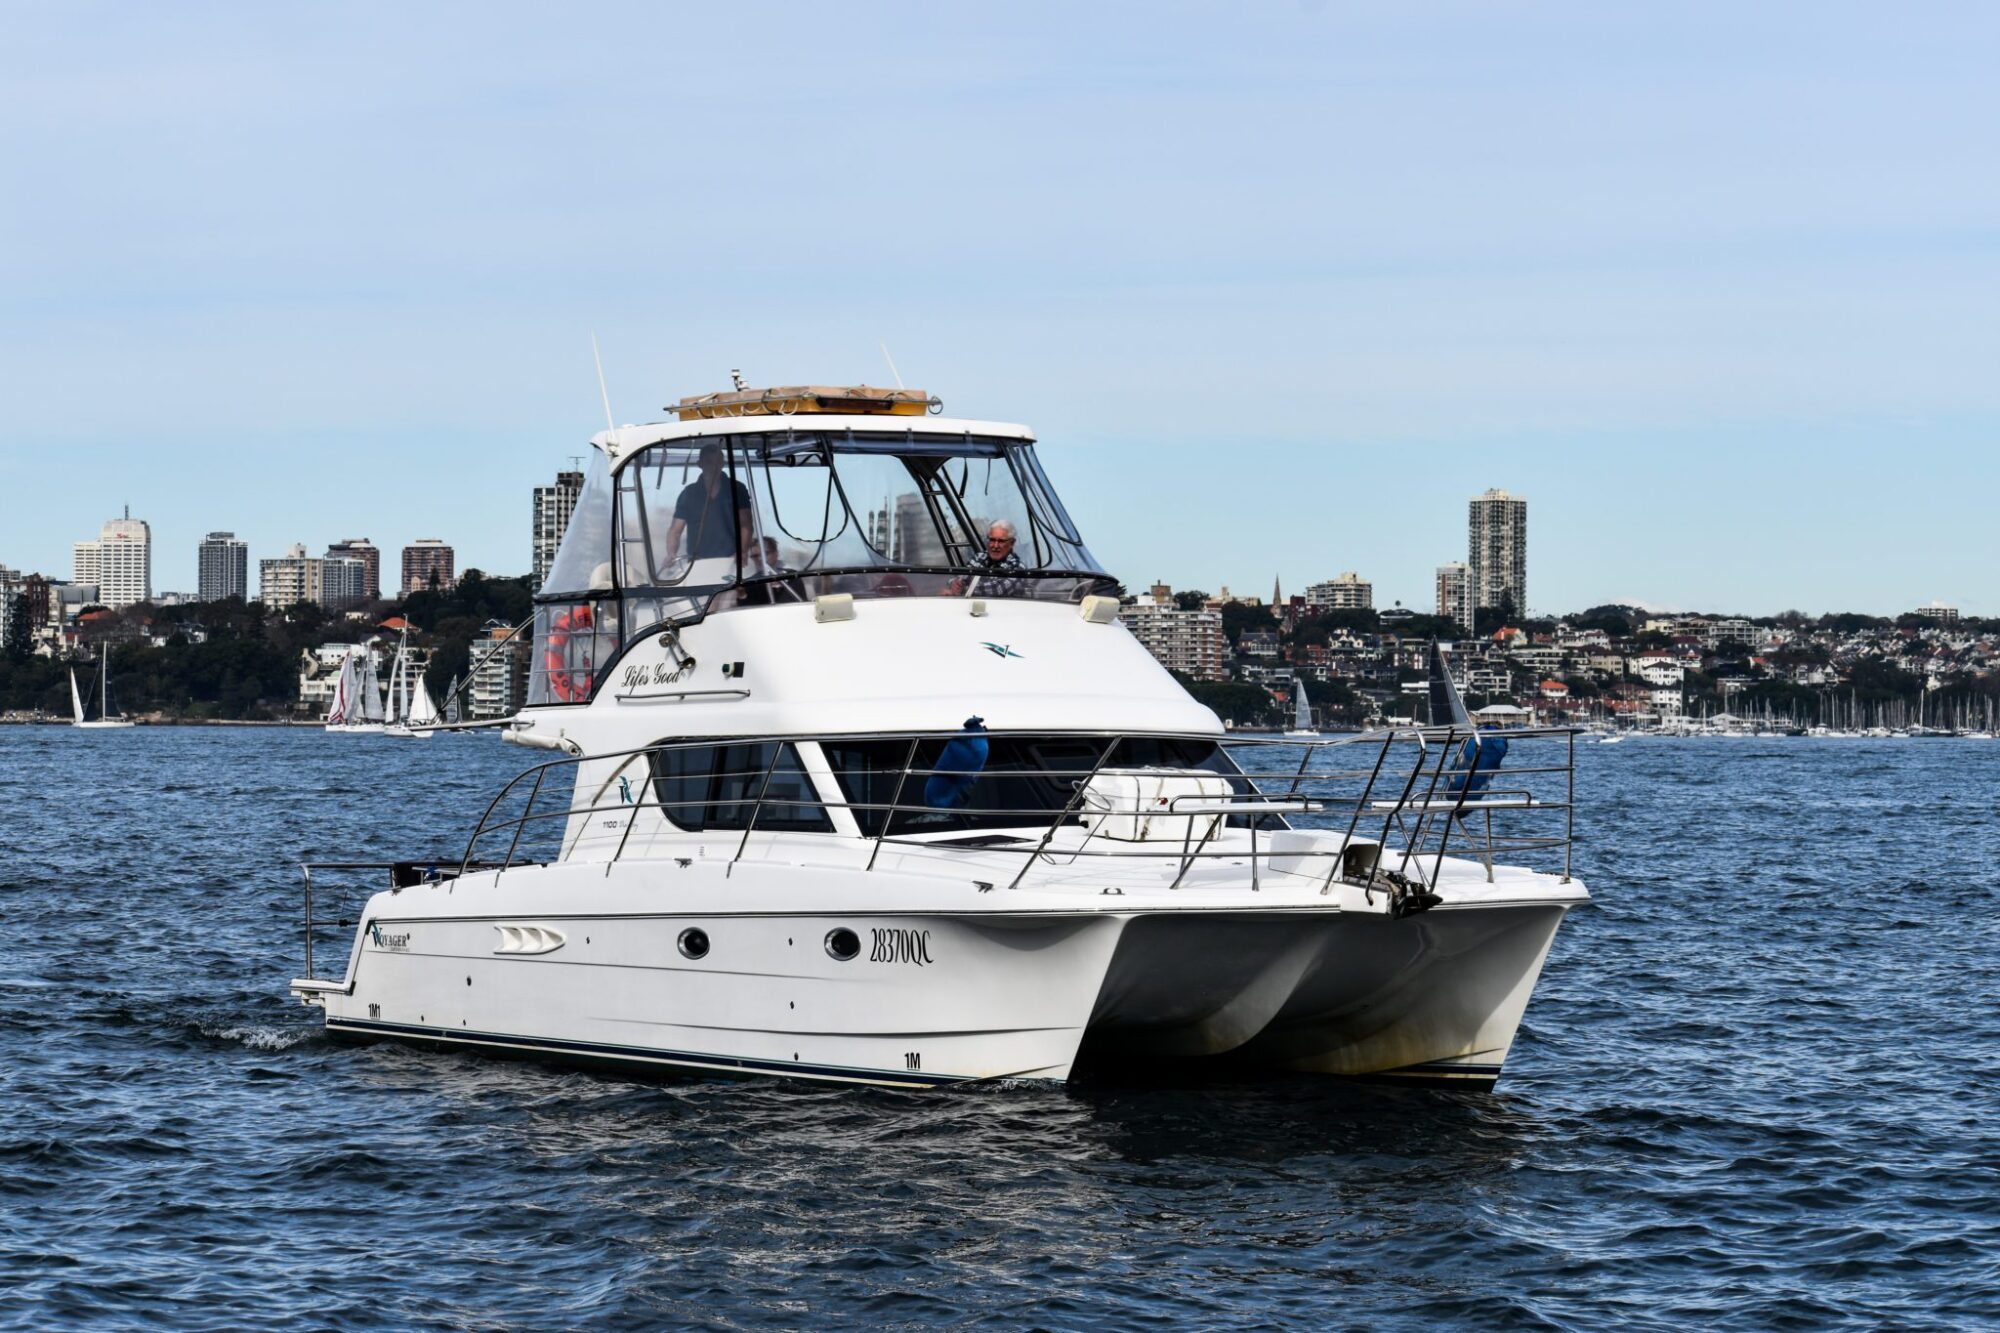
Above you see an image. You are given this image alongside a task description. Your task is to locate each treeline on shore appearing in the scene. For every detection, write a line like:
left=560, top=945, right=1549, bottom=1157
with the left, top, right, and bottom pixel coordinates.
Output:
left=1162, top=598, right=2000, bottom=728
left=0, top=572, right=532, bottom=719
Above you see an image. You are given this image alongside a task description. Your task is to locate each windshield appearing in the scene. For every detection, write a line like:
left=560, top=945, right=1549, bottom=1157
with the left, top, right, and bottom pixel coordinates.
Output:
left=612, top=431, right=1101, bottom=588
left=529, top=429, right=1113, bottom=705
left=539, top=450, right=616, bottom=600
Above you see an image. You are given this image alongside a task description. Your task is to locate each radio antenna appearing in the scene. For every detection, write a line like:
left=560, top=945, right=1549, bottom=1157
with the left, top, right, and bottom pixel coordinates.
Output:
left=590, top=332, right=616, bottom=434
left=879, top=341, right=905, bottom=389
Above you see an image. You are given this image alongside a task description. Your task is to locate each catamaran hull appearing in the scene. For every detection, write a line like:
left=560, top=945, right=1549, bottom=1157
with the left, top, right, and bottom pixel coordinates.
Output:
left=1079, top=904, right=1570, bottom=1087
left=304, top=885, right=1576, bottom=1089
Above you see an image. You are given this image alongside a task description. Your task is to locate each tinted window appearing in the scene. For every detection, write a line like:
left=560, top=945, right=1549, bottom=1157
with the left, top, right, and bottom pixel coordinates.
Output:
left=821, top=735, right=1267, bottom=836
left=647, top=742, right=832, bottom=833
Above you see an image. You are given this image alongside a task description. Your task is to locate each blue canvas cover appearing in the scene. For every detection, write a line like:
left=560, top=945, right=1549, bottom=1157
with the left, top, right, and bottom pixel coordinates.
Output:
left=1447, top=734, right=1509, bottom=797
left=925, top=717, right=990, bottom=809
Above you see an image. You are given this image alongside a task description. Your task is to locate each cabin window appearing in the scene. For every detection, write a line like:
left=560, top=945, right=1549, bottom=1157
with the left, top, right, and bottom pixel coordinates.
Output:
left=822, top=735, right=1279, bottom=836
left=647, top=742, right=832, bottom=833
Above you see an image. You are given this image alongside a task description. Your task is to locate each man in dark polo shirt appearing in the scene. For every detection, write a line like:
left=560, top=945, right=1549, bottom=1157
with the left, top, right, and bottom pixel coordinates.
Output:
left=664, top=444, right=754, bottom=581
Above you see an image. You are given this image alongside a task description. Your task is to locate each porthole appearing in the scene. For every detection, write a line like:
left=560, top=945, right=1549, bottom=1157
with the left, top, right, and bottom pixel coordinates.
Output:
left=825, top=927, right=860, bottom=961
left=678, top=927, right=710, bottom=960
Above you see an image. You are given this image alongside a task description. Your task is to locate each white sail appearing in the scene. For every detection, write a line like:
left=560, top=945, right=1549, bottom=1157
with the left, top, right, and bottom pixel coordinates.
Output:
left=326, top=654, right=352, bottom=724
left=399, top=633, right=415, bottom=724
left=70, top=668, right=86, bottom=724
left=1292, top=675, right=1312, bottom=731
left=359, top=647, right=385, bottom=722
left=408, top=671, right=441, bottom=726
left=385, top=637, right=406, bottom=726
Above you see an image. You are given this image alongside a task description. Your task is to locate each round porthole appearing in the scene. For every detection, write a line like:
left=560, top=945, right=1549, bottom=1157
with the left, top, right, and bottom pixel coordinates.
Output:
left=824, top=927, right=860, bottom=961
left=677, top=927, right=710, bottom=960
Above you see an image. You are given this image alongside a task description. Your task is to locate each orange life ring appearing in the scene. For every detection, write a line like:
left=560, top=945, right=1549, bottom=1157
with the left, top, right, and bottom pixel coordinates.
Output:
left=542, top=605, right=595, bottom=702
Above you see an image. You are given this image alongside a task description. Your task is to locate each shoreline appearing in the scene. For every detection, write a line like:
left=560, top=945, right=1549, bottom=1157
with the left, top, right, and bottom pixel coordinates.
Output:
left=0, top=717, right=304, bottom=727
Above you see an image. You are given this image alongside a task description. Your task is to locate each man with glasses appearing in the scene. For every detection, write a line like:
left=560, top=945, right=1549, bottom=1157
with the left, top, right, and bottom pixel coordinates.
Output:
left=951, top=519, right=1027, bottom=597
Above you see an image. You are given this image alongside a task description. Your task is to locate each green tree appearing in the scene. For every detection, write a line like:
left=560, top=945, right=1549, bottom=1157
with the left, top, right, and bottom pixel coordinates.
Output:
left=1218, top=600, right=1276, bottom=645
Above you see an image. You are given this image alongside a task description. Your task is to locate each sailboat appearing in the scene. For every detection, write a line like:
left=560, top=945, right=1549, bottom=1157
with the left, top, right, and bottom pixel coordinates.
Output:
left=323, top=645, right=386, bottom=733
left=71, top=646, right=136, bottom=729
left=383, top=628, right=439, bottom=739
left=1283, top=672, right=1316, bottom=737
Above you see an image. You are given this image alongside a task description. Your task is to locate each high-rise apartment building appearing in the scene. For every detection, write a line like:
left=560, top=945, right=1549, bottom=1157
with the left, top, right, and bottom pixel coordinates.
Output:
left=197, top=532, right=249, bottom=602
left=1467, top=489, right=1527, bottom=620
left=325, top=538, right=381, bottom=601
left=259, top=544, right=369, bottom=611
left=1119, top=586, right=1227, bottom=682
left=73, top=510, right=152, bottom=608
left=323, top=557, right=368, bottom=611
left=469, top=622, right=529, bottom=718
left=259, top=544, right=323, bottom=610
left=402, top=539, right=455, bottom=595
left=1435, top=561, right=1470, bottom=632
left=1304, top=572, right=1372, bottom=612
left=532, top=472, right=583, bottom=589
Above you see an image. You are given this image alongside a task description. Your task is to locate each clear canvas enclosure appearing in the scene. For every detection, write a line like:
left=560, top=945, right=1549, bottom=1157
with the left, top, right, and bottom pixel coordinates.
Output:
left=530, top=428, right=1112, bottom=704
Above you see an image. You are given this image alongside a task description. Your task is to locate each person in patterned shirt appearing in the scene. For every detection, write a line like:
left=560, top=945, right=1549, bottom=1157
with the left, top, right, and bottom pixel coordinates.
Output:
left=951, top=520, right=1027, bottom=597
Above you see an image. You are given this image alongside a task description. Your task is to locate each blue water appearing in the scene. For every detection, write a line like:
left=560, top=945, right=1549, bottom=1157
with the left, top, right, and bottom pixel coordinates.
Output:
left=3, top=729, right=1997, bottom=1329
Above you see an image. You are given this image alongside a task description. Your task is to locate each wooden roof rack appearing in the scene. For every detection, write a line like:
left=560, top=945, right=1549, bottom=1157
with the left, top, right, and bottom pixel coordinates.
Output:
left=671, top=384, right=940, bottom=421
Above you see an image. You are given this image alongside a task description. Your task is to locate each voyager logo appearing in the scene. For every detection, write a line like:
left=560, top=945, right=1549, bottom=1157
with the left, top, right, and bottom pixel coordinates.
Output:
left=369, top=924, right=411, bottom=952
left=980, top=642, right=1022, bottom=659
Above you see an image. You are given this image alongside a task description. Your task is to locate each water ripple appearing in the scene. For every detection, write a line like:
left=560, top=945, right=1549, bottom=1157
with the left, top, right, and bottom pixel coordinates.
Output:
left=1, top=730, right=1997, bottom=1328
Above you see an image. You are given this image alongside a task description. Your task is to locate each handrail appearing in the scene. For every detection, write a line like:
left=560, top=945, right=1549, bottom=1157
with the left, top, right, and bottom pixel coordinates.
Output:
left=297, top=727, right=1578, bottom=987
left=1006, top=735, right=1120, bottom=890
left=448, top=725, right=1580, bottom=893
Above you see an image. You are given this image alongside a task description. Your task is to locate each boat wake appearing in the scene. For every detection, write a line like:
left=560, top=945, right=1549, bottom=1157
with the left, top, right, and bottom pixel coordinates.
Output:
left=194, top=1020, right=320, bottom=1052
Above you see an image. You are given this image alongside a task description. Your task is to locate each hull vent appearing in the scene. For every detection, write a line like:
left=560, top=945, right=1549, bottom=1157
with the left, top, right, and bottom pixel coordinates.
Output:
left=493, top=924, right=567, bottom=956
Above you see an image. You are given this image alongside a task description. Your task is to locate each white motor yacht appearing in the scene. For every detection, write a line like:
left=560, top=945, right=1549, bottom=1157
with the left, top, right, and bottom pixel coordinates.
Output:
left=292, top=383, right=1590, bottom=1088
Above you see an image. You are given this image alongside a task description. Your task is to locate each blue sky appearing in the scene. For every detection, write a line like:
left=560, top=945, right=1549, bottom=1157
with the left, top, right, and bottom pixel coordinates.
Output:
left=3, top=3, right=1996, bottom=615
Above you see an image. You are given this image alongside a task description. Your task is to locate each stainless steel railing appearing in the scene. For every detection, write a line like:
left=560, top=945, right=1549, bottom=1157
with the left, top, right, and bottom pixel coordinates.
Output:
left=454, top=725, right=1579, bottom=897
left=294, top=727, right=1578, bottom=987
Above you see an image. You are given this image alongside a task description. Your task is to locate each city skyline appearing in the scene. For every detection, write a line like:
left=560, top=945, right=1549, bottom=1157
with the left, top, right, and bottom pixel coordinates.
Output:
left=4, top=6, right=1998, bottom=615
left=9, top=475, right=1978, bottom=623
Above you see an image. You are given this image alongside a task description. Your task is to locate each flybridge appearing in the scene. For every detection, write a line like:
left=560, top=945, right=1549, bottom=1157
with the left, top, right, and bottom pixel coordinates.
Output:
left=533, top=387, right=1112, bottom=707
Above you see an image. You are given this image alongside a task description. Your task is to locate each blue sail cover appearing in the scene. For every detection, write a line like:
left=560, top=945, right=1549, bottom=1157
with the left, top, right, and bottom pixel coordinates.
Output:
left=1432, top=641, right=1506, bottom=795
left=1448, top=735, right=1509, bottom=797
left=925, top=717, right=990, bottom=809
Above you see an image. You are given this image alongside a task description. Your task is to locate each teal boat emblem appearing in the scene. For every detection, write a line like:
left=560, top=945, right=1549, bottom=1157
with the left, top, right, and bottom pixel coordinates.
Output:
left=618, top=776, right=635, bottom=804
left=980, top=642, right=1022, bottom=659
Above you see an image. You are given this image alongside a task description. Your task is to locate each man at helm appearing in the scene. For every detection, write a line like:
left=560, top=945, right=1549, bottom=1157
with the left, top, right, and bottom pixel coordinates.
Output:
left=951, top=519, right=1027, bottom=597
left=663, top=444, right=754, bottom=581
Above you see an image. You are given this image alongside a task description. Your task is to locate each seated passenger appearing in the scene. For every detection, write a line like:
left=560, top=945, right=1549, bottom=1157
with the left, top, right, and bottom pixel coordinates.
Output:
left=744, top=536, right=808, bottom=605
left=949, top=520, right=1028, bottom=597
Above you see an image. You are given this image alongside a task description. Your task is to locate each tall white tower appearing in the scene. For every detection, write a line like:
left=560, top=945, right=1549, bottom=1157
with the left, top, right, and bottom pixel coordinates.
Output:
left=86, top=508, right=152, bottom=607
